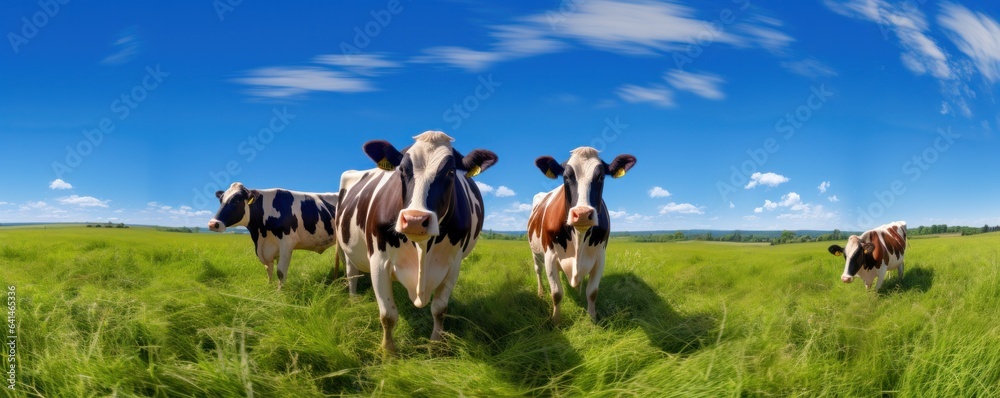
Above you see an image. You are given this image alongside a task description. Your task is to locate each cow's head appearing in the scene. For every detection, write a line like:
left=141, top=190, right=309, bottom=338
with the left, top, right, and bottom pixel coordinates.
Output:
left=363, top=131, right=498, bottom=242
left=828, top=234, right=875, bottom=283
left=208, top=182, right=259, bottom=233
left=536, top=147, right=636, bottom=230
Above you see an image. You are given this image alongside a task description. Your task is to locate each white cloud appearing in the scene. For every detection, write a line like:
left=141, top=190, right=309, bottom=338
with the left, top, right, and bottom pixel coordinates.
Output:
left=744, top=172, right=789, bottom=189
left=21, top=201, right=48, bottom=210
left=616, top=84, right=674, bottom=107
left=659, top=202, right=704, bottom=215
left=504, top=202, right=534, bottom=213
left=476, top=182, right=495, bottom=195
left=664, top=70, right=725, bottom=100
left=609, top=210, right=628, bottom=219
left=648, top=186, right=672, bottom=198
left=779, top=192, right=803, bottom=208
left=49, top=179, right=73, bottom=190
left=818, top=181, right=830, bottom=193
left=939, top=3, right=1000, bottom=83
left=236, top=67, right=375, bottom=98
left=743, top=215, right=759, bottom=221
left=729, top=201, right=735, bottom=209
left=313, top=54, right=401, bottom=76
left=828, top=195, right=840, bottom=202
left=495, top=186, right=516, bottom=197
left=0, top=202, right=11, bottom=206
left=160, top=206, right=173, bottom=211
left=940, top=101, right=952, bottom=115
left=101, top=29, right=140, bottom=65
left=825, top=0, right=975, bottom=116
left=58, top=195, right=110, bottom=208
left=763, top=200, right=778, bottom=211
left=754, top=207, right=764, bottom=214
left=418, top=0, right=792, bottom=72
left=781, top=58, right=838, bottom=77
left=483, top=212, right=528, bottom=230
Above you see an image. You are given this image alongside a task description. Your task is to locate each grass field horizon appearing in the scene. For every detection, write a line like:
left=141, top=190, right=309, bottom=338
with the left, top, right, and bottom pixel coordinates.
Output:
left=2, top=226, right=999, bottom=396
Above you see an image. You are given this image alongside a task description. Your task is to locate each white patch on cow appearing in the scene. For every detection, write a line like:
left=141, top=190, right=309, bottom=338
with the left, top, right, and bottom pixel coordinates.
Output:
left=564, top=147, right=605, bottom=222
left=396, top=131, right=456, bottom=238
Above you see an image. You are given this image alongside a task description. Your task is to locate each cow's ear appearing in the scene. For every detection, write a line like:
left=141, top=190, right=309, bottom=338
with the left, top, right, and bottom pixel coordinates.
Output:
left=246, top=190, right=259, bottom=205
left=606, top=154, right=637, bottom=178
left=828, top=245, right=844, bottom=257
left=862, top=242, right=875, bottom=254
left=215, top=190, right=225, bottom=201
left=363, top=140, right=403, bottom=171
left=535, top=156, right=564, bottom=179
left=455, top=148, right=498, bottom=177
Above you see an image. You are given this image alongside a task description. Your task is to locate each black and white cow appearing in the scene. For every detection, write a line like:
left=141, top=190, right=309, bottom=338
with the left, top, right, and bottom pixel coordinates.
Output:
left=828, top=221, right=907, bottom=291
left=528, top=147, right=636, bottom=323
left=208, top=182, right=338, bottom=288
left=336, top=131, right=497, bottom=353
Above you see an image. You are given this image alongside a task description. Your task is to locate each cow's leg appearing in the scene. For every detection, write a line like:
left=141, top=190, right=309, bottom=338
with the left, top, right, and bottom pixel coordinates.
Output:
left=532, top=252, right=545, bottom=298
left=370, top=255, right=398, bottom=354
left=874, top=266, right=888, bottom=291
left=259, top=243, right=279, bottom=284
left=346, top=259, right=360, bottom=297
left=430, top=261, right=460, bottom=341
left=275, top=244, right=294, bottom=290
left=585, top=255, right=606, bottom=322
left=897, top=261, right=904, bottom=281
left=544, top=252, right=563, bottom=324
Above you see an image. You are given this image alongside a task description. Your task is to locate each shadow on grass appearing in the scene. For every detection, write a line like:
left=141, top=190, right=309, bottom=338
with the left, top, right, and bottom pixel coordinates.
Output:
left=882, top=266, right=934, bottom=293
left=570, top=273, right=718, bottom=355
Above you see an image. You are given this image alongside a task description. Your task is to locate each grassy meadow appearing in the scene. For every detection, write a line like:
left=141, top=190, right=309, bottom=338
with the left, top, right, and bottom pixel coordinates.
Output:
left=1, top=226, right=999, bottom=397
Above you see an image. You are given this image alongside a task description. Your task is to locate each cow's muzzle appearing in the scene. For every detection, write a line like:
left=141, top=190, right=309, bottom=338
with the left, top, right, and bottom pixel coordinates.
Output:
left=398, top=209, right=436, bottom=240
left=569, top=206, right=597, bottom=229
left=208, top=219, right=226, bottom=233
left=841, top=275, right=854, bottom=283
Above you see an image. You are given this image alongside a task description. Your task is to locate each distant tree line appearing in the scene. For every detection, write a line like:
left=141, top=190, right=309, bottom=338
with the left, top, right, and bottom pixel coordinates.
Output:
left=156, top=226, right=201, bottom=233
left=910, top=224, right=1000, bottom=236
left=480, top=230, right=526, bottom=240
left=86, top=222, right=129, bottom=229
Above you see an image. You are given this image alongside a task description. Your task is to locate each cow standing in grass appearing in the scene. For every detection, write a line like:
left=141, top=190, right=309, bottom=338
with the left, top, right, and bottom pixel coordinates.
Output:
left=828, top=221, right=907, bottom=291
left=335, top=131, right=497, bottom=353
left=528, top=147, right=636, bottom=323
left=208, top=182, right=339, bottom=289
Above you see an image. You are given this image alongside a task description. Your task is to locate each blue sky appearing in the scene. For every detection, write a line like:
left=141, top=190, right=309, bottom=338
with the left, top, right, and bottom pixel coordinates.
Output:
left=2, top=0, right=999, bottom=231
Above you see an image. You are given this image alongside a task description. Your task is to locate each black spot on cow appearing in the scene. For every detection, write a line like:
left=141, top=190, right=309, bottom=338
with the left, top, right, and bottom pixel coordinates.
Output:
left=301, top=198, right=321, bottom=235
left=264, top=190, right=298, bottom=239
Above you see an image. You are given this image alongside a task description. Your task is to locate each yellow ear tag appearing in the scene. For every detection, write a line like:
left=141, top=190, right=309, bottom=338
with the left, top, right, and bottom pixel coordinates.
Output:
left=466, top=165, right=482, bottom=178
left=613, top=168, right=627, bottom=178
left=545, top=170, right=556, bottom=179
left=377, top=158, right=395, bottom=171
left=247, top=196, right=255, bottom=205
left=835, top=251, right=843, bottom=257
left=864, top=249, right=871, bottom=254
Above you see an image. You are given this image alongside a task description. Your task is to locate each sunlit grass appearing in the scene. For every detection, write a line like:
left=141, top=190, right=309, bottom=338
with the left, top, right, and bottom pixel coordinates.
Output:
left=1, top=226, right=998, bottom=396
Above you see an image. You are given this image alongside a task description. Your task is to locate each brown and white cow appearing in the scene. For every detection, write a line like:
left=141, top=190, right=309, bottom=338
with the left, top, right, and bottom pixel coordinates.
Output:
left=335, top=131, right=497, bottom=352
left=208, top=182, right=338, bottom=288
left=528, top=147, right=636, bottom=323
left=828, top=221, right=907, bottom=290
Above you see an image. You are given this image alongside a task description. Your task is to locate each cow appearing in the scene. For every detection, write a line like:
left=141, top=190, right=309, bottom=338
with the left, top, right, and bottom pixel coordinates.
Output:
left=335, top=131, right=497, bottom=353
left=528, top=147, right=636, bottom=323
left=827, top=221, right=907, bottom=291
left=207, top=182, right=339, bottom=289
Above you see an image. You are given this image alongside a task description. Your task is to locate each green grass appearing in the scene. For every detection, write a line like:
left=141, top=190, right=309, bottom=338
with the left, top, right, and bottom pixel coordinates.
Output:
left=2, top=227, right=999, bottom=397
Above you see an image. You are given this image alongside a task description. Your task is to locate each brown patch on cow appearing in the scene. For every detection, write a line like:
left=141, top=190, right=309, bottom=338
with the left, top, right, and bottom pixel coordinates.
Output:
left=528, top=186, right=572, bottom=250
left=882, top=225, right=907, bottom=259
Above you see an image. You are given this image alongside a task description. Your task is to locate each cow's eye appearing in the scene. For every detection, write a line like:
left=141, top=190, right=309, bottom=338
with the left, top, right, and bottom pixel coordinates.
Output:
left=448, top=169, right=456, bottom=177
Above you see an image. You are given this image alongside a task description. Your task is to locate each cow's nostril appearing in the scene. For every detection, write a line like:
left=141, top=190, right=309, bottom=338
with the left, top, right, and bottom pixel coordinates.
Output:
left=422, top=219, right=430, bottom=228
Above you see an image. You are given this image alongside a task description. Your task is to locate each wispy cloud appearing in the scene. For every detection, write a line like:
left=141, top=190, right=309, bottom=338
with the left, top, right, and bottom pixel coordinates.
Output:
left=744, top=172, right=789, bottom=189
left=101, top=28, right=140, bottom=65
left=504, top=202, right=533, bottom=213
left=938, top=3, right=1000, bottom=83
left=824, top=0, right=974, bottom=116
left=476, top=181, right=495, bottom=195
left=49, top=179, right=73, bottom=190
left=828, top=195, right=840, bottom=202
left=648, top=186, right=672, bottom=198
left=781, top=58, right=838, bottom=77
left=418, top=0, right=793, bottom=72
left=616, top=84, right=674, bottom=107
left=237, top=54, right=401, bottom=99
left=665, top=70, right=725, bottom=100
